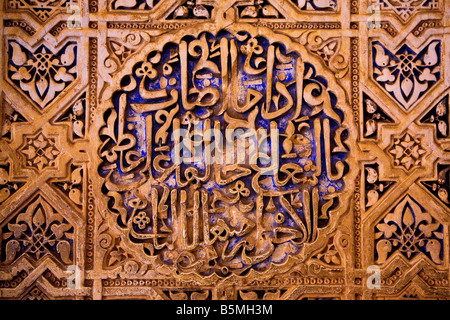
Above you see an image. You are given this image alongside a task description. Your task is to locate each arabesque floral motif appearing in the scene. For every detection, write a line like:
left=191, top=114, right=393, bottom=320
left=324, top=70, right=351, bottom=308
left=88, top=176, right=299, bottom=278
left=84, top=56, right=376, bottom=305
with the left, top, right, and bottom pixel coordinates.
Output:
left=388, top=132, right=427, bottom=171
left=375, top=195, right=444, bottom=265
left=0, top=195, right=74, bottom=265
left=8, top=41, right=77, bottom=108
left=7, top=0, right=73, bottom=21
left=19, top=132, right=60, bottom=172
left=372, top=40, right=440, bottom=110
left=371, top=0, right=440, bottom=22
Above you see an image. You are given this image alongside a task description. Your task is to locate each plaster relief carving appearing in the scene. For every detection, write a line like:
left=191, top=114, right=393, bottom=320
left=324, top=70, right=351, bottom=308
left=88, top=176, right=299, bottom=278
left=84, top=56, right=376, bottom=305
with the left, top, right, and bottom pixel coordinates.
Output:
left=0, top=0, right=448, bottom=300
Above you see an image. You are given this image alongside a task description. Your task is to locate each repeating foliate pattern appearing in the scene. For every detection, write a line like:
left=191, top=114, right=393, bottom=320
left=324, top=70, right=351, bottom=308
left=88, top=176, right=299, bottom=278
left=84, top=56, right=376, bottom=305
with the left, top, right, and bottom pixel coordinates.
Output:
left=0, top=0, right=449, bottom=300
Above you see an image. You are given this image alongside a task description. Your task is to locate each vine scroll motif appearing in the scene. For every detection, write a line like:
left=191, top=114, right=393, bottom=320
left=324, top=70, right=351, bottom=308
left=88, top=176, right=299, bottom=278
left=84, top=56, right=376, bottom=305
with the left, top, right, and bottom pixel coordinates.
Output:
left=97, top=28, right=351, bottom=282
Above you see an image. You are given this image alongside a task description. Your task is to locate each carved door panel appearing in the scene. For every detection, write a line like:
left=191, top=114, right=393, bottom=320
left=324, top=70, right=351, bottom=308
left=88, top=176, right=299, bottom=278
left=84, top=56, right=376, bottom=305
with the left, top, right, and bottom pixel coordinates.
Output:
left=0, top=0, right=449, bottom=300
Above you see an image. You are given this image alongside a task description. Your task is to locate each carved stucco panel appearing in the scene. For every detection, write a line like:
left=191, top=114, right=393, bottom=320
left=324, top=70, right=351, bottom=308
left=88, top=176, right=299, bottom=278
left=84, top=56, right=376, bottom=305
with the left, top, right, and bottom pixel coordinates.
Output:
left=0, top=0, right=449, bottom=300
